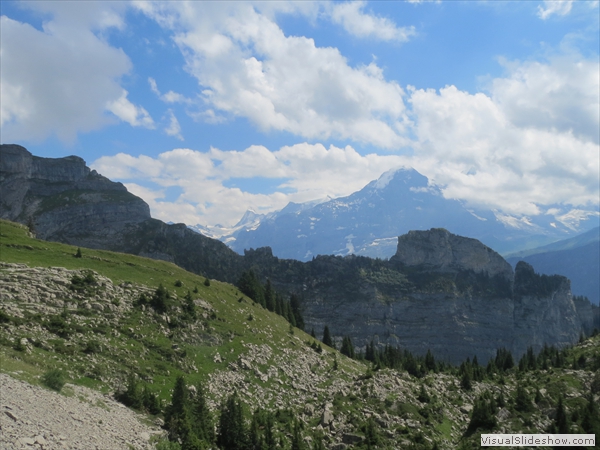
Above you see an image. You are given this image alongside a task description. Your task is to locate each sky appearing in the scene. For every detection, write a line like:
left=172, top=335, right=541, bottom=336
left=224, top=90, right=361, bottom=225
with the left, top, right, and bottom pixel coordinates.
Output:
left=1, top=0, right=599, bottom=229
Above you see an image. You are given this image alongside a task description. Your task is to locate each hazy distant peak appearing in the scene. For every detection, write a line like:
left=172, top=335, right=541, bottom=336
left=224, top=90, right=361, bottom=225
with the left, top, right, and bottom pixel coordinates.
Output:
left=235, top=209, right=265, bottom=228
left=368, top=167, right=426, bottom=191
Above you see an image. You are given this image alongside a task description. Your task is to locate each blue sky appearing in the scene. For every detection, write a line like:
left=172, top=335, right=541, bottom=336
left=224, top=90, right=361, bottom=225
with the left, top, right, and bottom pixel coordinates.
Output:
left=1, top=1, right=599, bottom=229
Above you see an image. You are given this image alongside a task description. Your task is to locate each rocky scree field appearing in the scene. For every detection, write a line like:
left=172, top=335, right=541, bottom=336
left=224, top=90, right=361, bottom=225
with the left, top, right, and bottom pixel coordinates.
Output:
left=0, top=219, right=599, bottom=450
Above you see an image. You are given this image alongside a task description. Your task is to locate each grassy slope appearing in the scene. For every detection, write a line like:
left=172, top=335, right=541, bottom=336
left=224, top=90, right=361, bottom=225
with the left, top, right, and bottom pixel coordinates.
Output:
left=1, top=219, right=599, bottom=450
left=0, top=219, right=366, bottom=441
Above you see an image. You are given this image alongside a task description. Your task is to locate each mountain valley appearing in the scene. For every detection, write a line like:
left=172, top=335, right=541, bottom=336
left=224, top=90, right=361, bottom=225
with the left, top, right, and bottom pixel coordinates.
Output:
left=1, top=144, right=599, bottom=449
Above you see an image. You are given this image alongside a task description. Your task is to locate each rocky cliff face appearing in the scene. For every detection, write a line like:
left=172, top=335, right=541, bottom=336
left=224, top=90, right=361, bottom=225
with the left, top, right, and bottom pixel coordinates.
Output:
left=393, top=228, right=514, bottom=280
left=0, top=145, right=243, bottom=277
left=290, top=231, right=583, bottom=364
left=0, top=144, right=150, bottom=248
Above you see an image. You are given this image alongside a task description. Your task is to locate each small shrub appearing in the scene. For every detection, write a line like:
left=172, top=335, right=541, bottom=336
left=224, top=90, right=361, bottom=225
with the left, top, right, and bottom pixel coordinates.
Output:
left=204, top=277, right=211, bottom=287
left=83, top=339, right=102, bottom=354
left=13, top=338, right=26, bottom=352
left=42, top=369, right=66, bottom=392
left=74, top=248, right=82, bottom=258
left=0, top=309, right=10, bottom=324
left=174, top=280, right=183, bottom=287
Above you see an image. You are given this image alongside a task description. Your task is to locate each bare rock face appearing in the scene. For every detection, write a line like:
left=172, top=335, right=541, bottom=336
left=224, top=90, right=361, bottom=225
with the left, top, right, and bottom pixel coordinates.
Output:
left=392, top=228, right=513, bottom=281
left=0, top=144, right=150, bottom=248
left=299, top=231, right=583, bottom=364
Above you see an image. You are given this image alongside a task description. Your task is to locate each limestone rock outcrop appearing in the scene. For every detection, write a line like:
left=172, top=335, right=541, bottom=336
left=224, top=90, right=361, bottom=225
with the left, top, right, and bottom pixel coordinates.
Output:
left=0, top=144, right=150, bottom=249
left=295, top=232, right=585, bottom=364
left=392, top=228, right=513, bottom=281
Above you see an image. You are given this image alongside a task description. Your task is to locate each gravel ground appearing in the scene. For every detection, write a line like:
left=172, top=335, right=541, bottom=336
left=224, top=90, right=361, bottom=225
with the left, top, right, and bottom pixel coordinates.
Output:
left=0, top=373, right=164, bottom=450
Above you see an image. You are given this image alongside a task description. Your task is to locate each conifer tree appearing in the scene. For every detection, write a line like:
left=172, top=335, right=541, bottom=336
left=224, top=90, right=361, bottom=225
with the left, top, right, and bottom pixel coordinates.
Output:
left=265, top=412, right=276, bottom=450
left=275, top=293, right=284, bottom=316
left=237, top=270, right=265, bottom=307
left=340, top=336, right=355, bottom=359
left=291, top=420, right=305, bottom=450
left=290, top=294, right=304, bottom=331
left=322, top=326, right=333, bottom=347
left=554, top=396, right=570, bottom=434
left=184, top=291, right=196, bottom=320
left=165, top=376, right=192, bottom=444
left=466, top=392, right=497, bottom=435
left=514, top=384, right=533, bottom=413
left=365, top=339, right=376, bottom=362
left=151, top=283, right=170, bottom=314
left=217, top=391, right=248, bottom=450
left=364, top=417, right=380, bottom=449
left=265, top=279, right=275, bottom=312
left=424, top=349, right=436, bottom=372
left=191, top=381, right=214, bottom=444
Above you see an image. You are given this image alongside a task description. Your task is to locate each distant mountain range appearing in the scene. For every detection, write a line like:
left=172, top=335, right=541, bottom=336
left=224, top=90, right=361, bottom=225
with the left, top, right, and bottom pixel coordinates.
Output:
left=506, top=227, right=599, bottom=305
left=207, top=168, right=599, bottom=262
left=2, top=144, right=598, bottom=359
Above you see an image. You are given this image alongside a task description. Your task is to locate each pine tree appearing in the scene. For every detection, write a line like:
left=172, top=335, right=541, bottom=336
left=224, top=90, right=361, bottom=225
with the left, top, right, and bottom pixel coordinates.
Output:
left=364, top=417, right=380, bottom=449
left=466, top=393, right=497, bottom=435
left=417, top=384, right=430, bottom=403
left=322, top=326, right=333, bottom=347
left=237, top=270, right=265, bottom=307
left=555, top=396, right=570, bottom=434
left=340, top=336, right=355, bottom=359
left=265, top=279, right=275, bottom=312
left=291, top=420, right=304, bottom=450
left=290, top=294, right=304, bottom=331
left=265, top=412, right=276, bottom=450
left=275, top=293, right=284, bottom=316
left=191, top=381, right=213, bottom=444
left=424, top=349, right=436, bottom=372
left=365, top=339, right=376, bottom=362
left=461, top=369, right=472, bottom=391
left=184, top=291, right=196, bottom=320
left=165, top=376, right=191, bottom=444
left=151, top=283, right=170, bottom=314
left=217, top=391, right=248, bottom=450
left=514, top=384, right=533, bottom=413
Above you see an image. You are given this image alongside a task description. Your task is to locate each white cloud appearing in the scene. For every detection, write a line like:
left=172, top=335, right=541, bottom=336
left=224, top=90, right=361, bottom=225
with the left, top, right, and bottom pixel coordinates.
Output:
left=91, top=143, right=407, bottom=227
left=134, top=2, right=410, bottom=149
left=537, top=1, right=574, bottom=19
left=0, top=3, right=152, bottom=143
left=329, top=1, right=416, bottom=42
left=148, top=77, right=192, bottom=104
left=491, top=55, right=599, bottom=144
left=106, top=90, right=154, bottom=128
left=92, top=47, right=598, bottom=229
left=165, top=110, right=183, bottom=140
left=406, top=54, right=599, bottom=217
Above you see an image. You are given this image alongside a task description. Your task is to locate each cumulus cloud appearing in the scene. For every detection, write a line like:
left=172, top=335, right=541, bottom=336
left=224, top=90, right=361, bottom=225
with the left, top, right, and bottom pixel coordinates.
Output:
left=0, top=3, right=152, bottom=144
left=329, top=1, right=416, bottom=42
left=91, top=144, right=407, bottom=227
left=106, top=90, right=154, bottom=128
left=134, top=2, right=410, bottom=149
left=491, top=55, right=599, bottom=144
left=92, top=46, right=598, bottom=229
left=537, top=1, right=574, bottom=19
left=148, top=77, right=192, bottom=104
left=164, top=110, right=183, bottom=140
left=405, top=53, right=599, bottom=216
